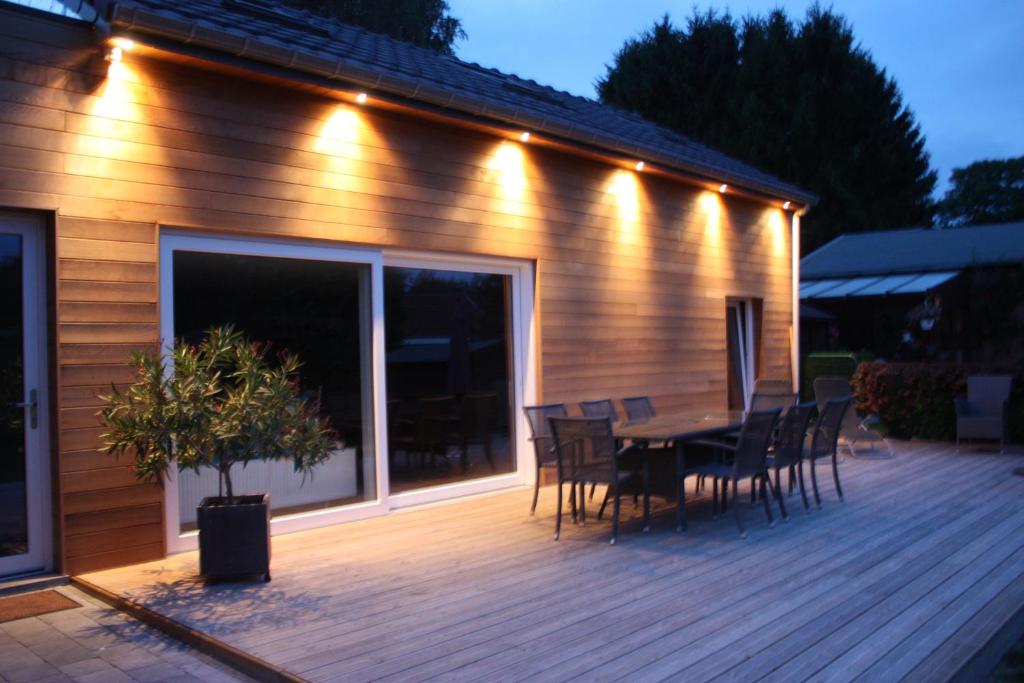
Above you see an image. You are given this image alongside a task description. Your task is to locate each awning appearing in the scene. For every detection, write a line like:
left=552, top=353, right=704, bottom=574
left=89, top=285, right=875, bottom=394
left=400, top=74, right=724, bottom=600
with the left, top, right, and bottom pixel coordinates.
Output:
left=800, top=271, right=960, bottom=299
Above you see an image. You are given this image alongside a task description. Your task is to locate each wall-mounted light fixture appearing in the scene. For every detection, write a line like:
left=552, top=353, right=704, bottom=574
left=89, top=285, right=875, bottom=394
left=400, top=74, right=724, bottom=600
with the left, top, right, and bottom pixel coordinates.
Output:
left=783, top=200, right=791, bottom=210
left=519, top=131, right=531, bottom=143
left=718, top=183, right=728, bottom=193
left=635, top=161, right=645, bottom=171
left=355, top=92, right=368, bottom=105
left=106, top=37, right=134, bottom=62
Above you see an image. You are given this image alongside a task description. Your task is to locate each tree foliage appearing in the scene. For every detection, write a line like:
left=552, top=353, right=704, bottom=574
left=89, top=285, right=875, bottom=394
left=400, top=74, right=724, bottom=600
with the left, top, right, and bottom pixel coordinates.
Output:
left=936, top=155, right=1024, bottom=227
left=285, top=0, right=464, bottom=54
left=100, top=325, right=336, bottom=503
left=598, top=6, right=937, bottom=253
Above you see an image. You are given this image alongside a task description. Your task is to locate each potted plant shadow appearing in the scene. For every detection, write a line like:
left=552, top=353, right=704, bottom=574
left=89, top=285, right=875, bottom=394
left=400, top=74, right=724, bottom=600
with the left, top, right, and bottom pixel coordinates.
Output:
left=100, top=325, right=335, bottom=582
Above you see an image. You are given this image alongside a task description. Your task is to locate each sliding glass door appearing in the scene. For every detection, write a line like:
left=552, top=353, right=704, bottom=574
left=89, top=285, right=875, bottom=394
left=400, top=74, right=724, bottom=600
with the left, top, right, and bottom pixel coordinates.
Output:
left=383, top=265, right=515, bottom=494
left=161, top=233, right=534, bottom=547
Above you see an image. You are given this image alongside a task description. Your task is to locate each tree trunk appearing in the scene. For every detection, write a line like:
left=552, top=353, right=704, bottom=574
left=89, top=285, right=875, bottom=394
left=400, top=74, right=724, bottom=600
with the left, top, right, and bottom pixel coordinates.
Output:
left=221, top=460, right=234, bottom=504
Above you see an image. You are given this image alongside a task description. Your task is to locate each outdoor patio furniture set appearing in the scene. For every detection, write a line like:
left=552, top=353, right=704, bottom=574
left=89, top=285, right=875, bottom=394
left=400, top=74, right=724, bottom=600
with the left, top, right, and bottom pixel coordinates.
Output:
left=525, top=392, right=854, bottom=544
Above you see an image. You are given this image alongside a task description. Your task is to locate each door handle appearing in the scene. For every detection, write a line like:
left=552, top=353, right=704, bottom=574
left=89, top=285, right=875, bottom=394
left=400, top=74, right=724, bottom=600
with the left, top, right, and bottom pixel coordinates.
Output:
left=12, top=389, right=38, bottom=429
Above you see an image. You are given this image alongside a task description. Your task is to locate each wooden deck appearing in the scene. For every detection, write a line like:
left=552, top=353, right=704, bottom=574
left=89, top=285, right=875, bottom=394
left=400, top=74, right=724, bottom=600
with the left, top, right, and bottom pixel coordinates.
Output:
left=78, top=442, right=1024, bottom=682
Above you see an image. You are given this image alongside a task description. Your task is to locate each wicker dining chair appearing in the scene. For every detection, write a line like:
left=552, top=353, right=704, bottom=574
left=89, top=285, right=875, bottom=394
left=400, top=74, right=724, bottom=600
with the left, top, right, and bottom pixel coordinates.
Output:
left=766, top=401, right=817, bottom=518
left=689, top=408, right=782, bottom=538
left=806, top=396, right=853, bottom=507
left=523, top=403, right=568, bottom=515
left=622, top=396, right=656, bottom=422
left=548, top=416, right=641, bottom=545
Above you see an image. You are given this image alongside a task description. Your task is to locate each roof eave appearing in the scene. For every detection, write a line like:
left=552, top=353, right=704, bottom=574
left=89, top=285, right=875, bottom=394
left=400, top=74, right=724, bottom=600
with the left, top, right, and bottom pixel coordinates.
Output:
left=104, top=3, right=818, bottom=207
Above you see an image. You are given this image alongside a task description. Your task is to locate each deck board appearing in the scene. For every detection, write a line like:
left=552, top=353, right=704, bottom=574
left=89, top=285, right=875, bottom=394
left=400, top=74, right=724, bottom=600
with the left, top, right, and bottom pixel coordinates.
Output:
left=80, top=443, right=1024, bottom=682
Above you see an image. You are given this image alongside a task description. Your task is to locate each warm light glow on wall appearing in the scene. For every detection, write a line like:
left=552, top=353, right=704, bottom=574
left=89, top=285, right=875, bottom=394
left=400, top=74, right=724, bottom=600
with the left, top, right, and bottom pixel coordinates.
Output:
left=314, top=107, right=363, bottom=161
left=699, top=190, right=723, bottom=245
left=768, top=209, right=787, bottom=257
left=694, top=190, right=735, bottom=285
left=484, top=141, right=529, bottom=215
left=607, top=170, right=642, bottom=244
left=76, top=60, right=142, bottom=161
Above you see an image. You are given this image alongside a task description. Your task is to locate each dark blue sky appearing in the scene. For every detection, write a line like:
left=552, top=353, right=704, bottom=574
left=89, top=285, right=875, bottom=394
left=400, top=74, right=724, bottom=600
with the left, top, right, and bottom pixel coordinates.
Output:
left=450, top=0, right=1024, bottom=196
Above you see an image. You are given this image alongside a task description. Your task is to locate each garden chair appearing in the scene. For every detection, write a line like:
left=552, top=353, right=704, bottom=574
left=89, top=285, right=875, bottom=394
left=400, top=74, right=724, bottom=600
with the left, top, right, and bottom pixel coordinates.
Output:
left=548, top=416, right=642, bottom=545
left=955, top=375, right=1012, bottom=453
left=523, top=403, right=568, bottom=515
left=688, top=408, right=781, bottom=538
left=622, top=396, right=655, bottom=422
left=579, top=399, right=621, bottom=500
left=806, top=396, right=852, bottom=507
left=579, top=398, right=620, bottom=422
left=814, top=376, right=893, bottom=458
left=766, top=400, right=817, bottom=518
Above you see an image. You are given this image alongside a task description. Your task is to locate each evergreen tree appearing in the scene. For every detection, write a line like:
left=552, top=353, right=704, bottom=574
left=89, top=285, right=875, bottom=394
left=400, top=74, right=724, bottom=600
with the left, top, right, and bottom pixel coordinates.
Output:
left=598, top=6, right=937, bottom=253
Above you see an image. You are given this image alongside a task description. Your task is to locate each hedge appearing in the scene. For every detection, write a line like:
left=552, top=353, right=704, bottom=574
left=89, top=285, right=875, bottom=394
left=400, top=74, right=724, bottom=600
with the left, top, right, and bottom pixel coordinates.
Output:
left=851, top=361, right=1024, bottom=442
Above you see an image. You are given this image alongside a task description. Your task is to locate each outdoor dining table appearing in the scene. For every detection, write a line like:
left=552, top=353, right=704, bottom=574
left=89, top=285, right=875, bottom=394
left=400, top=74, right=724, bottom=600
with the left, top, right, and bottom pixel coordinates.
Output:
left=613, top=410, right=745, bottom=533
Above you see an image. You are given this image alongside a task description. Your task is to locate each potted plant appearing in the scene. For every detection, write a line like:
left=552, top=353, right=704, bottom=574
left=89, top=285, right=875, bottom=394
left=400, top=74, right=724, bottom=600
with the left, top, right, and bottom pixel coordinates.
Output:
left=100, top=325, right=335, bottom=582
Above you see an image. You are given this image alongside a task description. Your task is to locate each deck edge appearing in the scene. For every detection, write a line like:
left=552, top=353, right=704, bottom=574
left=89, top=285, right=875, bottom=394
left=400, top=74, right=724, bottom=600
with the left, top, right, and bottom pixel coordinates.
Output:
left=949, top=588, right=1024, bottom=683
left=69, top=575, right=306, bottom=683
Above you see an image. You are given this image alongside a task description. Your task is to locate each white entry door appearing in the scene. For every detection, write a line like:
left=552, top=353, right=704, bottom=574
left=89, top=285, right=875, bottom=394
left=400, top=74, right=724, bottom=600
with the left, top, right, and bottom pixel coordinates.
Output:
left=0, top=213, right=50, bottom=577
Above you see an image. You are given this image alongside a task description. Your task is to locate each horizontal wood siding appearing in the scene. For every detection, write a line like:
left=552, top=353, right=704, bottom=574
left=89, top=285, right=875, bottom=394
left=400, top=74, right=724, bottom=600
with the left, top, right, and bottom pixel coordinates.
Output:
left=0, top=8, right=794, bottom=573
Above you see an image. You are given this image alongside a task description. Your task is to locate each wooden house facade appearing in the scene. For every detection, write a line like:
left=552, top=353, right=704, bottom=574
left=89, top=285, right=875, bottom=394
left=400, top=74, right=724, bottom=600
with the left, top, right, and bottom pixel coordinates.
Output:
left=0, top=0, right=813, bottom=575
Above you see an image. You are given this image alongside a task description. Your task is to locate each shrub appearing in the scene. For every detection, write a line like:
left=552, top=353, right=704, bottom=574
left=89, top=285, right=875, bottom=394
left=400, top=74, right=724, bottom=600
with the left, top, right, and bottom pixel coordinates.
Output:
left=851, top=361, right=1024, bottom=442
left=100, top=325, right=336, bottom=502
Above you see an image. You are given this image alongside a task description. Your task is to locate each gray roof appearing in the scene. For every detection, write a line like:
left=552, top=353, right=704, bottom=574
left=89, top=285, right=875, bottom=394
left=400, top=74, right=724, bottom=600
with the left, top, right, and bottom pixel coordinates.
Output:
left=801, top=222, right=1024, bottom=280
left=80, top=0, right=815, bottom=204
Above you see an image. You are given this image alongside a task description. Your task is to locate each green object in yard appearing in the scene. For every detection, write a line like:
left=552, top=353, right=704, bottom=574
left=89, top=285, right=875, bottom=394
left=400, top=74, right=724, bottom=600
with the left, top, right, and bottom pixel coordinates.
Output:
left=802, top=352, right=873, bottom=400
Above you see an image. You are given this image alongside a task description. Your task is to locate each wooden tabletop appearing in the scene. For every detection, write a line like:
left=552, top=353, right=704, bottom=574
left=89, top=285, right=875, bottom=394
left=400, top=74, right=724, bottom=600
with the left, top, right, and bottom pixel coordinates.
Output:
left=613, top=411, right=744, bottom=442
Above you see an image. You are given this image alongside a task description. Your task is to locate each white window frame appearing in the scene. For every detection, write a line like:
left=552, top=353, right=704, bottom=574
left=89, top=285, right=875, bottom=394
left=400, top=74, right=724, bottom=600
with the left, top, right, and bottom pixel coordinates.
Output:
left=383, top=250, right=537, bottom=509
left=0, top=211, right=52, bottom=577
left=160, top=231, right=389, bottom=554
left=160, top=232, right=537, bottom=553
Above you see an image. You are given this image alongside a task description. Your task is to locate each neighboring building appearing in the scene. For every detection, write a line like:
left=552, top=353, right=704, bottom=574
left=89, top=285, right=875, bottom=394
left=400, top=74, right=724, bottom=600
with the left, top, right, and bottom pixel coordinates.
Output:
left=800, top=221, right=1024, bottom=363
left=0, top=0, right=814, bottom=575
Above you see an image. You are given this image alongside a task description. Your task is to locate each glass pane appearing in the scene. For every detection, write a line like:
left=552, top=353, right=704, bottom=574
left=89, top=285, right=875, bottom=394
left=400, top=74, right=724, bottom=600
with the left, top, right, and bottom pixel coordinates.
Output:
left=0, top=235, right=27, bottom=557
left=173, top=251, right=375, bottom=532
left=384, top=267, right=515, bottom=493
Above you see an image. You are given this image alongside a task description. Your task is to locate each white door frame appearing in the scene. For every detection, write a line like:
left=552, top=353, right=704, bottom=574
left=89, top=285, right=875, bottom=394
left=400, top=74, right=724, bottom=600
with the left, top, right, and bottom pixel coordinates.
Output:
left=383, top=250, right=537, bottom=510
left=727, top=298, right=757, bottom=412
left=159, top=231, right=389, bottom=554
left=0, top=211, right=52, bottom=577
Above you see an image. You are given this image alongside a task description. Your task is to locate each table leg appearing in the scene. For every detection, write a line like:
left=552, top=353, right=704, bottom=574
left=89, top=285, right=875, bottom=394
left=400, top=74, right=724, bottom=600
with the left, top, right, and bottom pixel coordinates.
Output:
left=676, top=443, right=687, bottom=532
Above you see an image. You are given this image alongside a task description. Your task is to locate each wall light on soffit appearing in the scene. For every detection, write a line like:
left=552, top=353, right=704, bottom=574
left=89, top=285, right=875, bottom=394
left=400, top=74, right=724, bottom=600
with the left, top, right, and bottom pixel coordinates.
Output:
left=106, top=37, right=134, bottom=62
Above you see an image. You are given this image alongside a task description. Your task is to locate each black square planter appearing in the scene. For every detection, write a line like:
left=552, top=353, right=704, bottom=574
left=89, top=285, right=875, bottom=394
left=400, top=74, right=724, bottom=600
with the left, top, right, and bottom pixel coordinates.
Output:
left=197, top=493, right=271, bottom=582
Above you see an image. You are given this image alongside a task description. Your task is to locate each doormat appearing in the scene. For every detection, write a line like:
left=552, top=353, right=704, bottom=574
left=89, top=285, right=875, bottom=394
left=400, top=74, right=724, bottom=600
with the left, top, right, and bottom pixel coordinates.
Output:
left=0, top=590, right=80, bottom=623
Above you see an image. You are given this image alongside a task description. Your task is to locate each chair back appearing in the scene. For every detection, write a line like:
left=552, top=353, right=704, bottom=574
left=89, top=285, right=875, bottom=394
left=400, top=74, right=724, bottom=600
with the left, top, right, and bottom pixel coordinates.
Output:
left=622, top=396, right=655, bottom=422
left=809, top=396, right=852, bottom=461
left=523, top=403, right=567, bottom=466
left=579, top=399, right=620, bottom=423
left=549, top=416, right=617, bottom=482
left=732, top=408, right=781, bottom=477
left=813, top=377, right=852, bottom=412
left=967, top=375, right=1012, bottom=416
left=750, top=391, right=797, bottom=413
left=774, top=401, right=817, bottom=466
